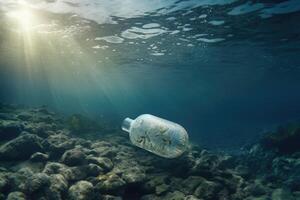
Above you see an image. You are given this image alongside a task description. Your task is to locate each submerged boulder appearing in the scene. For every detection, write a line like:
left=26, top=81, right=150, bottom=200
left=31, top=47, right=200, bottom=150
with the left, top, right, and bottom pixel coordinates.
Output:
left=193, top=178, right=222, bottom=200
left=42, top=133, right=75, bottom=158
left=271, top=188, right=295, bottom=200
left=0, top=133, right=43, bottom=160
left=96, top=173, right=126, bottom=194
left=0, top=120, right=23, bottom=141
left=30, top=152, right=49, bottom=162
left=68, top=180, right=94, bottom=200
left=6, top=191, right=26, bottom=200
left=61, top=148, right=87, bottom=166
left=47, top=174, right=68, bottom=199
left=23, top=173, right=51, bottom=194
left=0, top=173, right=9, bottom=193
left=66, top=114, right=103, bottom=134
left=261, top=123, right=300, bottom=154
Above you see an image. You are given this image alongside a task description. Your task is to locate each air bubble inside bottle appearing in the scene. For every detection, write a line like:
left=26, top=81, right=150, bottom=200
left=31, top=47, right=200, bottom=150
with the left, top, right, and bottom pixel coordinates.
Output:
left=122, top=114, right=189, bottom=158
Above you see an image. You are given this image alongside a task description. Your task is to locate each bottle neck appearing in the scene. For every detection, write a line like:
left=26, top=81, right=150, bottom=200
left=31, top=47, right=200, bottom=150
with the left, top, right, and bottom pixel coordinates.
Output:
left=122, top=117, right=133, bottom=133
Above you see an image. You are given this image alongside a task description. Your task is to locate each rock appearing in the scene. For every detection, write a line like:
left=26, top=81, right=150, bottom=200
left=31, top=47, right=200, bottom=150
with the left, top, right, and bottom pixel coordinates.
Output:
left=271, top=188, right=295, bottom=200
left=50, top=174, right=68, bottom=192
left=43, top=162, right=86, bottom=182
left=61, top=148, right=86, bottom=166
left=140, top=194, right=161, bottom=200
left=0, top=113, right=16, bottom=120
left=142, top=174, right=169, bottom=193
left=243, top=181, right=267, bottom=197
left=30, top=152, right=49, bottom=162
left=184, top=195, right=201, bottom=200
left=164, top=191, right=185, bottom=200
left=42, top=133, right=75, bottom=158
left=17, top=112, right=32, bottom=120
left=245, top=195, right=270, bottom=200
left=87, top=156, right=113, bottom=172
left=293, top=191, right=300, bottom=199
left=87, top=163, right=104, bottom=176
left=23, top=173, right=51, bottom=194
left=47, top=174, right=68, bottom=200
left=180, top=176, right=203, bottom=194
left=285, top=175, right=300, bottom=191
left=96, top=173, right=126, bottom=194
left=261, top=124, right=300, bottom=154
left=6, top=167, right=34, bottom=191
left=68, top=166, right=89, bottom=181
left=68, top=180, right=94, bottom=200
left=0, top=133, right=43, bottom=160
left=194, top=178, right=221, bottom=200
left=188, top=150, right=223, bottom=177
left=0, top=174, right=9, bottom=193
left=0, top=121, right=23, bottom=141
left=25, top=122, right=57, bottom=138
left=90, top=141, right=117, bottom=158
left=155, top=183, right=169, bottom=195
left=66, top=114, right=104, bottom=134
left=101, top=195, right=122, bottom=200
left=121, top=166, right=146, bottom=184
left=43, top=162, right=73, bottom=179
left=272, top=157, right=300, bottom=185
left=6, top=191, right=26, bottom=200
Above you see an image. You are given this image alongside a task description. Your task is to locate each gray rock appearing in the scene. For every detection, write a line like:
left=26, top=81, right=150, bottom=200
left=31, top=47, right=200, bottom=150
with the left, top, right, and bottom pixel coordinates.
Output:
left=23, top=173, right=51, bottom=194
left=61, top=148, right=86, bottom=166
left=17, top=112, right=32, bottom=120
left=164, top=191, right=185, bottom=200
left=194, top=178, right=221, bottom=200
left=30, top=152, right=49, bottom=162
left=121, top=166, right=146, bottom=184
left=243, top=181, right=267, bottom=197
left=43, top=162, right=72, bottom=179
left=68, top=166, right=89, bottom=181
left=293, top=191, right=300, bottom=199
left=6, top=168, right=34, bottom=191
left=140, top=194, right=161, bottom=200
left=184, top=195, right=201, bottom=200
left=46, top=174, right=68, bottom=200
left=87, top=156, right=113, bottom=172
left=87, top=163, right=104, bottom=176
left=155, top=183, right=169, bottom=195
left=180, top=176, right=203, bottom=194
left=271, top=188, right=295, bottom=200
left=142, top=174, right=168, bottom=193
left=42, top=133, right=75, bottom=158
left=68, top=180, right=94, bottom=200
left=6, top=191, right=26, bottom=200
left=0, top=133, right=43, bottom=161
left=101, top=195, right=122, bottom=200
left=49, top=174, right=68, bottom=192
left=0, top=121, right=23, bottom=141
left=0, top=174, right=9, bottom=193
left=96, top=173, right=126, bottom=194
left=245, top=195, right=270, bottom=200
left=43, top=162, right=68, bottom=177
left=0, top=113, right=16, bottom=120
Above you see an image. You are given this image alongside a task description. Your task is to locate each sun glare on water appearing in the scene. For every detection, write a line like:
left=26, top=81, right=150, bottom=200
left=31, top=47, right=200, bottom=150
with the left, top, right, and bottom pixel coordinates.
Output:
left=6, top=9, right=36, bottom=32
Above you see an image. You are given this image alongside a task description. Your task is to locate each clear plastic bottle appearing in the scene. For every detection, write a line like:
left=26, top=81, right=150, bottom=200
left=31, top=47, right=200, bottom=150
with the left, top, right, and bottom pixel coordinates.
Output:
left=121, top=114, right=189, bottom=158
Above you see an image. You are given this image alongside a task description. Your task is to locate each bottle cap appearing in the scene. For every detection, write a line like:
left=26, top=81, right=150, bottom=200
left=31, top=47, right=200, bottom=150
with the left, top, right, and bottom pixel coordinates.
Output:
left=121, top=117, right=133, bottom=133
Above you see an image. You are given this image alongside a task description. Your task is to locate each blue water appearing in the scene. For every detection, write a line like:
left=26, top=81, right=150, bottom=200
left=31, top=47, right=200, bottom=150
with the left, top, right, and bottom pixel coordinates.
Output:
left=1, top=0, right=300, bottom=149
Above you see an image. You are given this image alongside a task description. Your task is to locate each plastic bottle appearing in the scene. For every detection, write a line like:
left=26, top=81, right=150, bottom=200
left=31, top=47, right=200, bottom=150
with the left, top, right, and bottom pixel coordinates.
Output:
left=121, top=114, right=189, bottom=158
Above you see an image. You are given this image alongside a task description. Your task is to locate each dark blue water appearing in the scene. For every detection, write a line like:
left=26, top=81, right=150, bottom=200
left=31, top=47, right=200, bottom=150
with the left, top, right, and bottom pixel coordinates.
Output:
left=1, top=0, right=300, bottom=149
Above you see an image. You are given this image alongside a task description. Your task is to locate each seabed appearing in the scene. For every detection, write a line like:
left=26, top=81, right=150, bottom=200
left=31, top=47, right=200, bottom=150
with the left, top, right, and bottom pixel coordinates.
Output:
left=0, top=103, right=300, bottom=200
